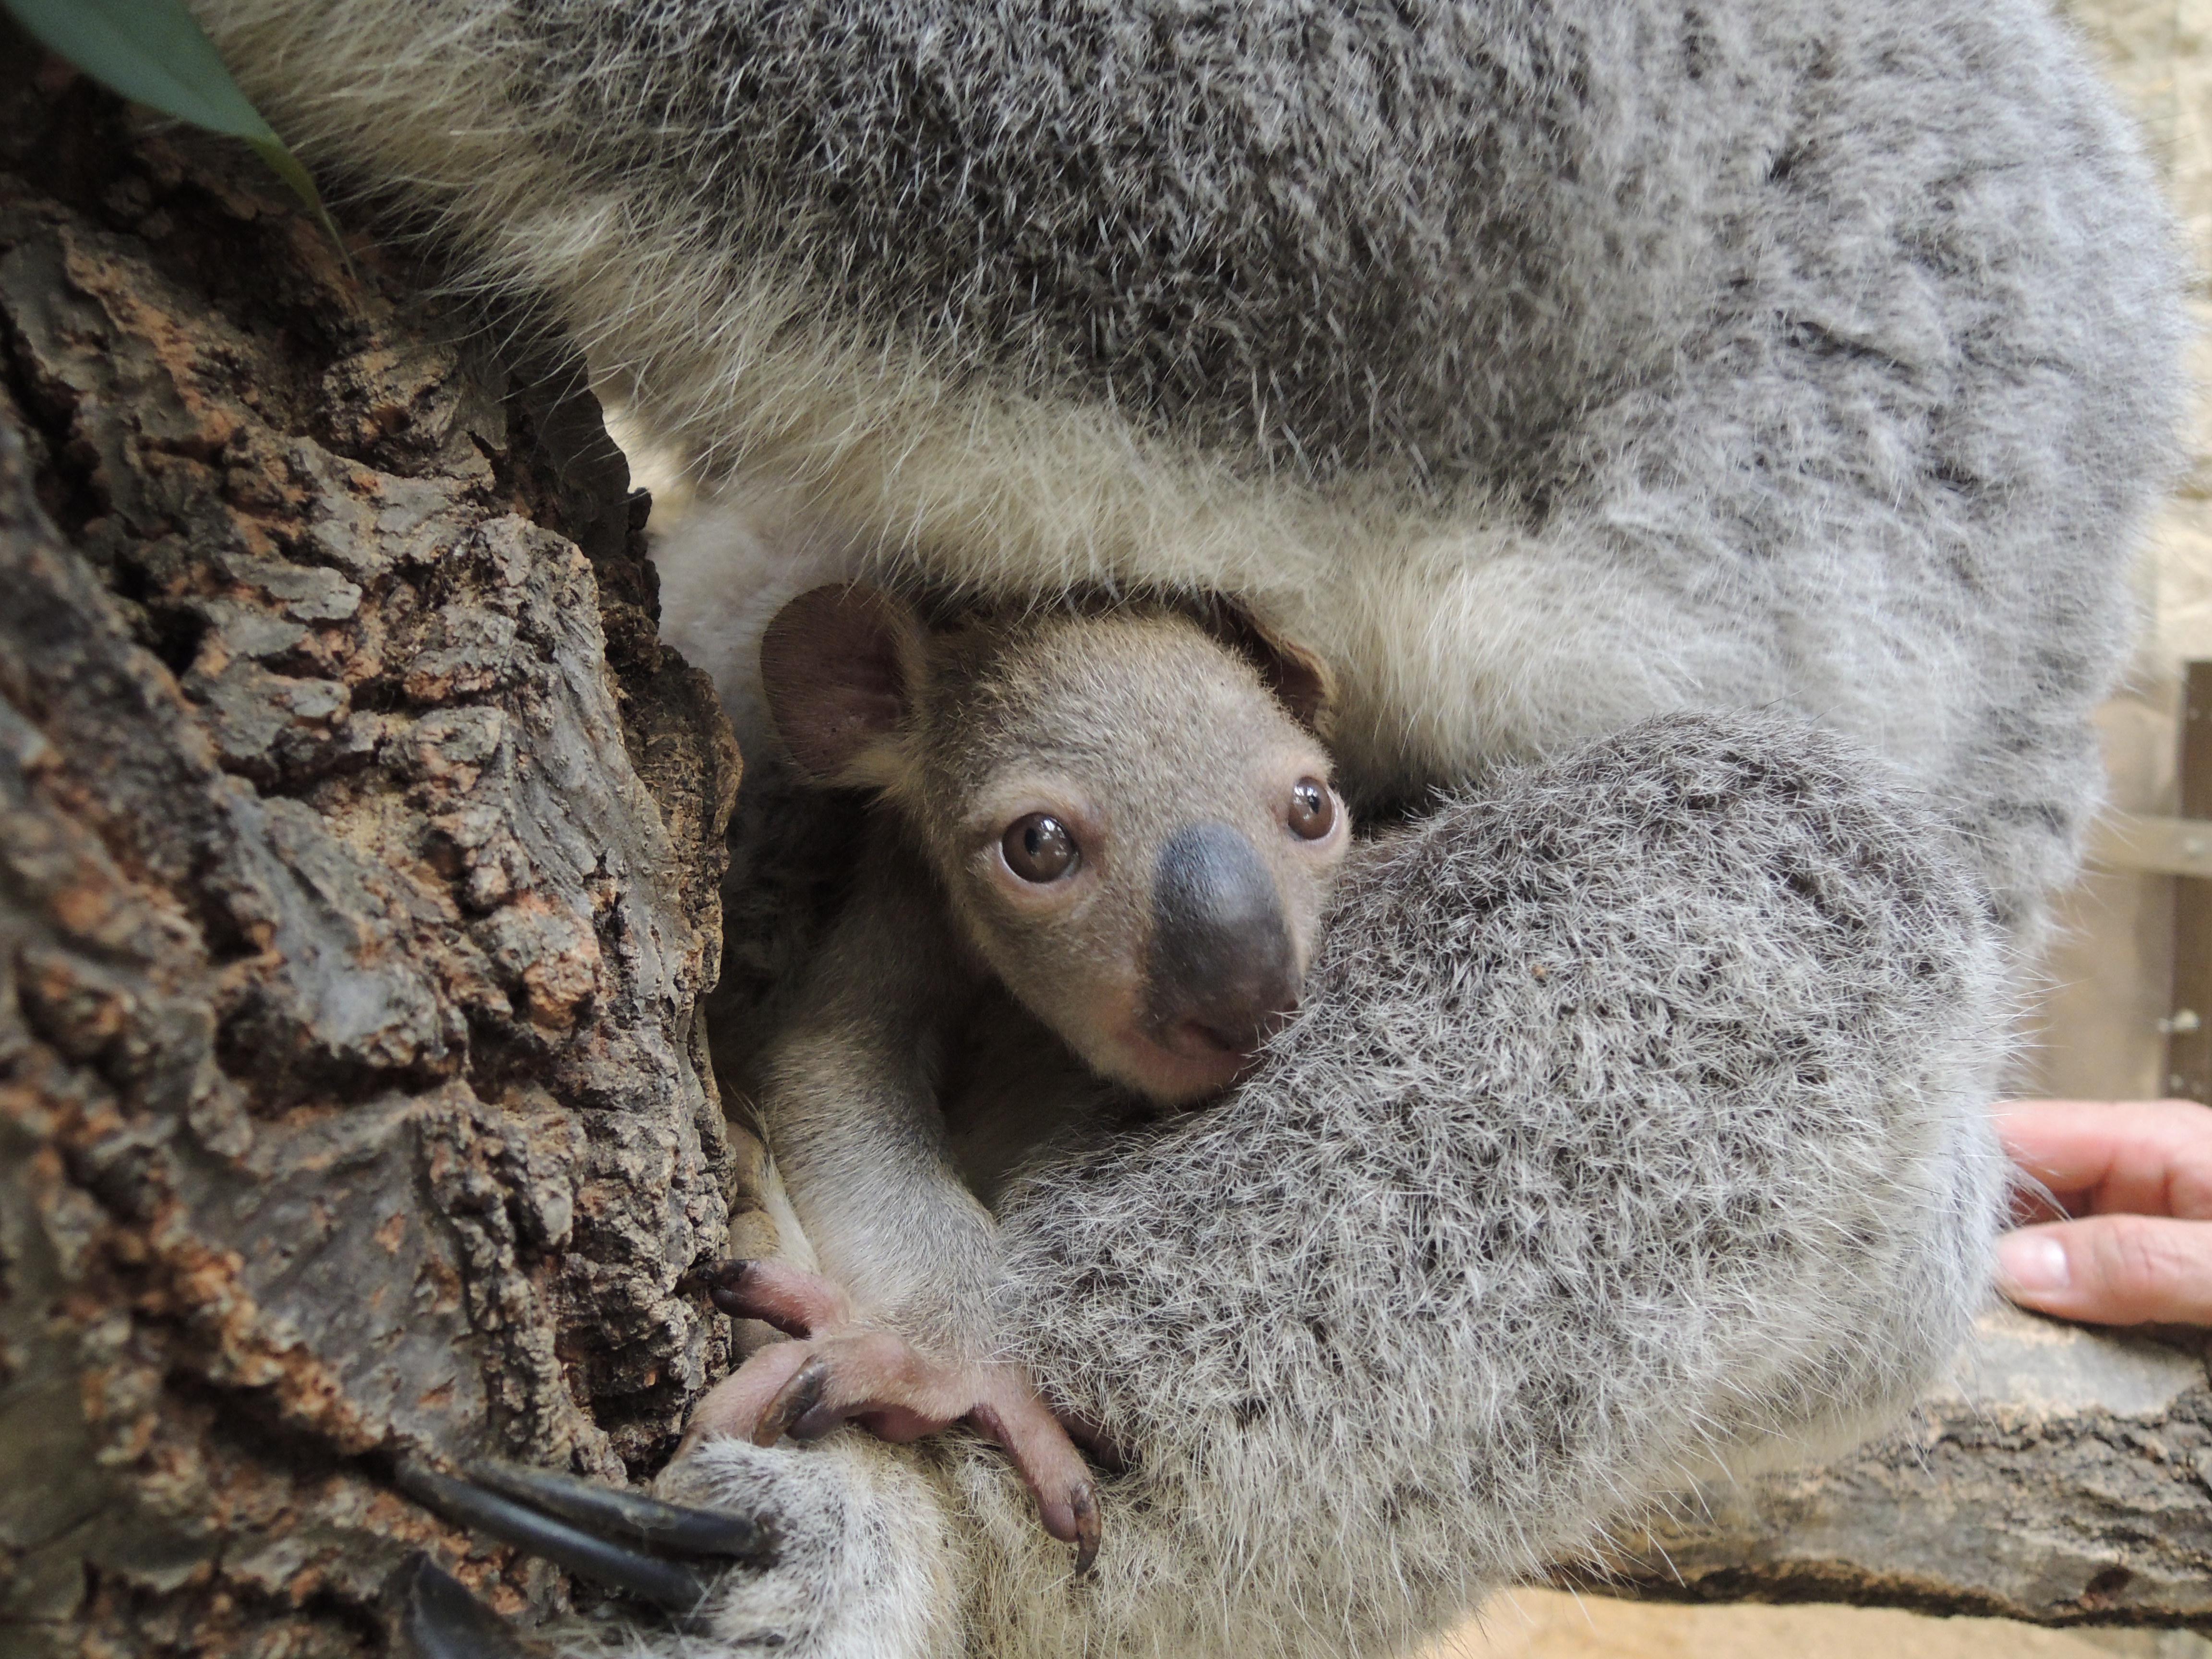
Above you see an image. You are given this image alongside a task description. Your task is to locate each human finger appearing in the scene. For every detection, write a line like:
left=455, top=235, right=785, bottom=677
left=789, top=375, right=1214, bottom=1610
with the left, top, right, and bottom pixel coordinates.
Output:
left=1992, top=1099, right=2212, bottom=1220
left=1996, top=1213, right=2212, bottom=1326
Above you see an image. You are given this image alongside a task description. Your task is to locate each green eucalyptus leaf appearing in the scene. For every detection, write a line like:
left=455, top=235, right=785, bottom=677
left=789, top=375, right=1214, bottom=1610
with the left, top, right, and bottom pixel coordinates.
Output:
left=4, top=0, right=352, bottom=268
left=6, top=0, right=278, bottom=141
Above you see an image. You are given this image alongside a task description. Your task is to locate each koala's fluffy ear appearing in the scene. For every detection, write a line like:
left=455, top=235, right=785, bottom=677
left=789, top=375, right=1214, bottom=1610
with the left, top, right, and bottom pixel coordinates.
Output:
left=1195, top=596, right=1337, bottom=737
left=760, top=585, right=927, bottom=785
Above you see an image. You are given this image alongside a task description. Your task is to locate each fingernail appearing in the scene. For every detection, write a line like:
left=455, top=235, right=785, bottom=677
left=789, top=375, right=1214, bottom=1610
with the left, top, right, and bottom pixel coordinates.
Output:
left=1997, top=1232, right=2071, bottom=1294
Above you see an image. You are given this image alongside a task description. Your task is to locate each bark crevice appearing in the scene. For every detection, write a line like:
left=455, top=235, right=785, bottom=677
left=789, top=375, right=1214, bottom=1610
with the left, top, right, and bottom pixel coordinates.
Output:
left=0, top=48, right=753, bottom=1656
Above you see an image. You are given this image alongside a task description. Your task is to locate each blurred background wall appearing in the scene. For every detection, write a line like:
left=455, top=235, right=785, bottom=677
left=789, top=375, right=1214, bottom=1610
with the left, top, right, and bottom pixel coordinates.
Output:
left=2024, top=0, right=2212, bottom=1104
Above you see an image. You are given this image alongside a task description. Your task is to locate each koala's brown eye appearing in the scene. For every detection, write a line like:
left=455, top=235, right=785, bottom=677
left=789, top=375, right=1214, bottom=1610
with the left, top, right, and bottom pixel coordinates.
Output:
left=1002, top=814, right=1080, bottom=882
left=1288, top=779, right=1336, bottom=840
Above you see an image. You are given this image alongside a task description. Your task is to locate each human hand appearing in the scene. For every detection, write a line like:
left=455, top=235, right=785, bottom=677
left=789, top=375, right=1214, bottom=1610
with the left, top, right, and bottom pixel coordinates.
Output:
left=1994, top=1098, right=2212, bottom=1326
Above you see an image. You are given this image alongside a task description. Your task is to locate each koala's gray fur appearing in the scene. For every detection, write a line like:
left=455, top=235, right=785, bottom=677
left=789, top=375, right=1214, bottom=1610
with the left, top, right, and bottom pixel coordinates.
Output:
left=198, top=0, right=2182, bottom=929
left=658, top=712, right=2008, bottom=1658
left=179, top=0, right=2181, bottom=1653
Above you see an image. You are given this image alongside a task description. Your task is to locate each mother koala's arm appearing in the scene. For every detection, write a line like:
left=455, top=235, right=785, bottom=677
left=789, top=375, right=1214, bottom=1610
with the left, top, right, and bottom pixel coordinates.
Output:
left=651, top=709, right=2006, bottom=1659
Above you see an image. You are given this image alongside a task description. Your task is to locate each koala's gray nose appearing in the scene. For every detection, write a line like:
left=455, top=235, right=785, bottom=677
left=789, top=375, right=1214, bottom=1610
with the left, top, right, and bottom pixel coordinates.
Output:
left=1145, top=822, right=1300, bottom=1058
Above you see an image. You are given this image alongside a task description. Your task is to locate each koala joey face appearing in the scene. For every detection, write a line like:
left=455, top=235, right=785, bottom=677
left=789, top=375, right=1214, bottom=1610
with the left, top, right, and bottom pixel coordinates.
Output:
left=926, top=614, right=1350, bottom=1104
left=760, top=586, right=1352, bottom=1106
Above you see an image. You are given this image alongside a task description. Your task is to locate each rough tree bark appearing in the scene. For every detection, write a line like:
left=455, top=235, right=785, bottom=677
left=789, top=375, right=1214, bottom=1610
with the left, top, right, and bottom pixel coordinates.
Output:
left=1559, top=1307, right=2212, bottom=1630
left=4, top=37, right=2212, bottom=1659
left=0, top=49, right=759, bottom=1658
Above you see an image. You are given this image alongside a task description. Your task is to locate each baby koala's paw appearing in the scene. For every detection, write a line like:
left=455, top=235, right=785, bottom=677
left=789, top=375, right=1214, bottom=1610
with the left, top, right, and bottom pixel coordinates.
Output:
left=691, top=1260, right=1101, bottom=1570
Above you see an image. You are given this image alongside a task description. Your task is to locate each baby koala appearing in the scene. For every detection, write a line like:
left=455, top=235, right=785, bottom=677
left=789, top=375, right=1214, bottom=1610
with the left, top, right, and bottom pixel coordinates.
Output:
left=688, top=585, right=1352, bottom=1569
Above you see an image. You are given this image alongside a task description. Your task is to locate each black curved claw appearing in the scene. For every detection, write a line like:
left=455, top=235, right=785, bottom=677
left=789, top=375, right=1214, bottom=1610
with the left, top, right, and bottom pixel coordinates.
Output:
left=700, top=1258, right=758, bottom=1320
left=397, top=1461, right=715, bottom=1616
left=757, top=1357, right=831, bottom=1445
left=1070, top=1481, right=1101, bottom=1578
left=463, top=1458, right=776, bottom=1568
left=398, top=1555, right=531, bottom=1659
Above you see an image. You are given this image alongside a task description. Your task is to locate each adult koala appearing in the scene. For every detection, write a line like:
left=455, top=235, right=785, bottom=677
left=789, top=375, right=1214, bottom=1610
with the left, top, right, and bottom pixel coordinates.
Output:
left=193, top=0, right=2184, bottom=1655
